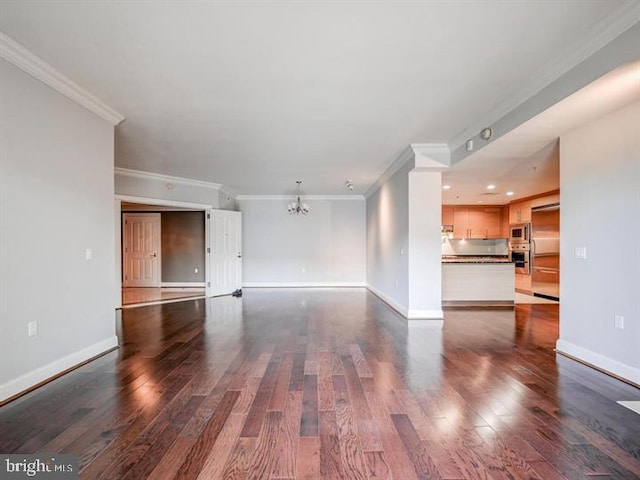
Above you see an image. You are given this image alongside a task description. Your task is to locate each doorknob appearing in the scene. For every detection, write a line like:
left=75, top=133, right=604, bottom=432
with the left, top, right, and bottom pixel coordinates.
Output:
left=151, top=253, right=157, bottom=257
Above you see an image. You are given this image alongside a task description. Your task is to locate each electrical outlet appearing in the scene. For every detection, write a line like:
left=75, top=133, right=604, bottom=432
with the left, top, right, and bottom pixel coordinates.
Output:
left=614, top=315, right=624, bottom=330
left=574, top=246, right=587, bottom=259
left=85, top=248, right=93, bottom=260
left=28, top=321, right=38, bottom=337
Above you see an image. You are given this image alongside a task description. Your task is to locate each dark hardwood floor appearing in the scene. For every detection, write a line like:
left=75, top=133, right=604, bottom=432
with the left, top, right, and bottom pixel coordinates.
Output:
left=1, top=288, right=639, bottom=479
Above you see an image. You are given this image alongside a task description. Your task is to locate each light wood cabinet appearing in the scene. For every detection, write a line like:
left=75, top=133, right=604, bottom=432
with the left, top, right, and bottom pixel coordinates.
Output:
left=442, top=205, right=454, bottom=226
left=509, top=200, right=531, bottom=224
left=509, top=192, right=560, bottom=225
left=446, top=206, right=505, bottom=239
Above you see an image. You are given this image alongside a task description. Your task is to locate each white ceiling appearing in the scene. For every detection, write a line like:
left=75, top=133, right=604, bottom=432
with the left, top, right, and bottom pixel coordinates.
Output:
left=442, top=60, right=640, bottom=205
left=0, top=1, right=635, bottom=195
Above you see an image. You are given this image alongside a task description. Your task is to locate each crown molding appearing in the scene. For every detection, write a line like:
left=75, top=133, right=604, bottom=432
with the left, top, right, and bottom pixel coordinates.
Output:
left=115, top=167, right=222, bottom=190
left=0, top=31, right=125, bottom=126
left=364, top=146, right=415, bottom=198
left=447, top=0, right=640, bottom=152
left=236, top=194, right=365, bottom=201
left=412, top=143, right=450, bottom=169
left=365, top=143, right=450, bottom=198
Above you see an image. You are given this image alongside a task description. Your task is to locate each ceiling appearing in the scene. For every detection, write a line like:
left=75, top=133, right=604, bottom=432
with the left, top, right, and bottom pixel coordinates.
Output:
left=442, top=60, right=640, bottom=205
left=0, top=1, right=635, bottom=195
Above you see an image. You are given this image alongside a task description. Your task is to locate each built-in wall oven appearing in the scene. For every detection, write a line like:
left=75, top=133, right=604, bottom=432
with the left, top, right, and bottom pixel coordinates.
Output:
left=510, top=243, right=530, bottom=275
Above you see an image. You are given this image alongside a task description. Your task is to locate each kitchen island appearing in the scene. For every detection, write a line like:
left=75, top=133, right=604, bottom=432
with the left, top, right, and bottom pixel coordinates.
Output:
left=442, top=256, right=515, bottom=307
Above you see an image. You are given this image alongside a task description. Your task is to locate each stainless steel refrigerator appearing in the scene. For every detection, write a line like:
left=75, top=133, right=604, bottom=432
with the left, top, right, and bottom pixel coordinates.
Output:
left=531, top=203, right=560, bottom=300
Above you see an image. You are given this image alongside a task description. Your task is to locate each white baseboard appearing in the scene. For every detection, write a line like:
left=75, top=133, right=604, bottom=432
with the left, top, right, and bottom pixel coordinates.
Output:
left=366, top=283, right=409, bottom=317
left=408, top=309, right=445, bottom=320
left=0, top=336, right=119, bottom=403
left=243, top=282, right=366, bottom=288
left=556, top=339, right=640, bottom=385
left=161, top=282, right=206, bottom=288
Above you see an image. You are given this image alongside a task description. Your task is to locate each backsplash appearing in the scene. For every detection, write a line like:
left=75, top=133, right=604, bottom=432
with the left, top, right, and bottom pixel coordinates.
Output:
left=442, top=238, right=509, bottom=256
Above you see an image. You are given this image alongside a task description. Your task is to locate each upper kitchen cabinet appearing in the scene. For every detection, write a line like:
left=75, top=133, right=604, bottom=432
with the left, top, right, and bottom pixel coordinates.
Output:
left=509, top=191, right=560, bottom=224
left=448, top=206, right=505, bottom=239
left=509, top=200, right=531, bottom=224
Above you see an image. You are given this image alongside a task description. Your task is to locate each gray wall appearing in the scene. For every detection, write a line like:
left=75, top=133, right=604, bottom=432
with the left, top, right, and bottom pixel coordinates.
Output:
left=366, top=161, right=411, bottom=312
left=161, top=211, right=205, bottom=282
left=237, top=198, right=366, bottom=286
left=0, top=59, right=117, bottom=401
left=557, top=100, right=640, bottom=384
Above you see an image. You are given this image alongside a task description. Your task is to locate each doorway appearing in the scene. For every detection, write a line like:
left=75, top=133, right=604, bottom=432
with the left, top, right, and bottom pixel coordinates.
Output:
left=116, top=196, right=243, bottom=308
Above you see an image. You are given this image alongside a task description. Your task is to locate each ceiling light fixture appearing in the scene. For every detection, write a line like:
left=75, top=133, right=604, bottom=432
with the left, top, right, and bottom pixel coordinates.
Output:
left=345, top=179, right=354, bottom=191
left=487, top=184, right=496, bottom=190
left=288, top=181, right=310, bottom=216
left=506, top=191, right=514, bottom=196
left=442, top=184, right=451, bottom=190
left=481, top=127, right=493, bottom=140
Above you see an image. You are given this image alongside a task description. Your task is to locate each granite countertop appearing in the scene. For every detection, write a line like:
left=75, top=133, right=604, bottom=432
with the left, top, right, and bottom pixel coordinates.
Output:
left=442, top=256, right=513, bottom=264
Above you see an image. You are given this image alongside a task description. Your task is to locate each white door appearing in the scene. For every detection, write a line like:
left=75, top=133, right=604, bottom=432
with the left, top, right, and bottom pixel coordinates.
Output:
left=123, top=213, right=161, bottom=287
left=207, top=210, right=242, bottom=297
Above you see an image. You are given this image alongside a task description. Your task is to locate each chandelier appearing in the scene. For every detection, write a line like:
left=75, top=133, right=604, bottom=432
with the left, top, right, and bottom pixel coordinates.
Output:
left=288, top=181, right=310, bottom=215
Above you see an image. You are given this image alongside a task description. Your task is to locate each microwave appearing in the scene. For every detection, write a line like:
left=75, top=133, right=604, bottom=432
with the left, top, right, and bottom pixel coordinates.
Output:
left=509, top=223, right=531, bottom=244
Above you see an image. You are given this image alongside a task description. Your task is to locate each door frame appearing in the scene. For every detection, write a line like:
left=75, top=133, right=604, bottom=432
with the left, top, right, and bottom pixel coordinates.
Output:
left=115, top=195, right=213, bottom=309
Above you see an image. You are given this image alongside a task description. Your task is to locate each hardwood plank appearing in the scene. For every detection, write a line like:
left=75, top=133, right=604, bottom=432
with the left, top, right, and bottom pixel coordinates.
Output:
left=174, top=390, right=240, bottom=479
left=317, top=350, right=335, bottom=412
left=240, top=361, right=280, bottom=437
left=289, top=353, right=307, bottom=392
left=268, top=352, right=293, bottom=411
left=296, top=436, right=320, bottom=480
left=391, top=413, right=442, bottom=479
left=195, top=413, right=246, bottom=480
left=300, top=374, right=319, bottom=437
left=319, top=410, right=345, bottom=479
left=246, top=410, right=283, bottom=480
left=221, top=437, right=257, bottom=480
left=270, top=391, right=303, bottom=478
left=332, top=375, right=368, bottom=480
left=363, top=451, right=392, bottom=480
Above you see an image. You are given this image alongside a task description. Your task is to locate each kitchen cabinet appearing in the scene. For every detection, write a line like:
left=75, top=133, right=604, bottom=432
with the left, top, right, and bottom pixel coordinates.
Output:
left=450, top=206, right=504, bottom=239
left=509, top=191, right=559, bottom=225
left=442, top=205, right=454, bottom=226
left=509, top=200, right=531, bottom=224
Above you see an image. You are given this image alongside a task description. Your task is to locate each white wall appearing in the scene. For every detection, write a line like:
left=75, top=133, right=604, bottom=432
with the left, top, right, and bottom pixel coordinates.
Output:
left=557, top=100, right=640, bottom=384
left=237, top=197, right=366, bottom=286
left=366, top=162, right=411, bottom=313
left=115, top=169, right=222, bottom=208
left=0, top=59, right=118, bottom=401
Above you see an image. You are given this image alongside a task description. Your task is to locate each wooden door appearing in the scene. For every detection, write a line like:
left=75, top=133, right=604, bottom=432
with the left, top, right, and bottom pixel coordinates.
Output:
left=207, top=210, right=242, bottom=297
left=123, top=213, right=161, bottom=287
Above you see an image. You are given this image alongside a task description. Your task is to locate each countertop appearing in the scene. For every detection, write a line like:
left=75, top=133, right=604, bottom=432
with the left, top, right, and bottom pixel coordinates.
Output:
left=442, top=256, right=513, bottom=264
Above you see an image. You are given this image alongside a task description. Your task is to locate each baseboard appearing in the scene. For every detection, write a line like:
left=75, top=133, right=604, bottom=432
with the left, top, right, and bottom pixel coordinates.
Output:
left=0, top=336, right=119, bottom=404
left=556, top=339, right=640, bottom=386
left=407, top=309, right=445, bottom=320
left=160, top=282, right=206, bottom=289
left=243, top=282, right=366, bottom=288
left=365, top=284, right=409, bottom=318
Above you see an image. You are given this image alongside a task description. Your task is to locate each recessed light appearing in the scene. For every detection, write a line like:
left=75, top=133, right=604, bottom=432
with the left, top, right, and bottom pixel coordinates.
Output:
left=442, top=185, right=451, bottom=190
left=477, top=200, right=484, bottom=203
left=486, top=184, right=496, bottom=190
left=506, top=191, right=514, bottom=196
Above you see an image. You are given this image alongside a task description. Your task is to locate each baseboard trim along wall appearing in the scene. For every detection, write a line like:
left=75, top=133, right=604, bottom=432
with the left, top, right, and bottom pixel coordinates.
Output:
left=556, top=339, right=640, bottom=386
left=408, top=309, right=445, bottom=321
left=0, top=336, right=119, bottom=404
left=243, top=282, right=366, bottom=288
left=366, top=283, right=409, bottom=318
